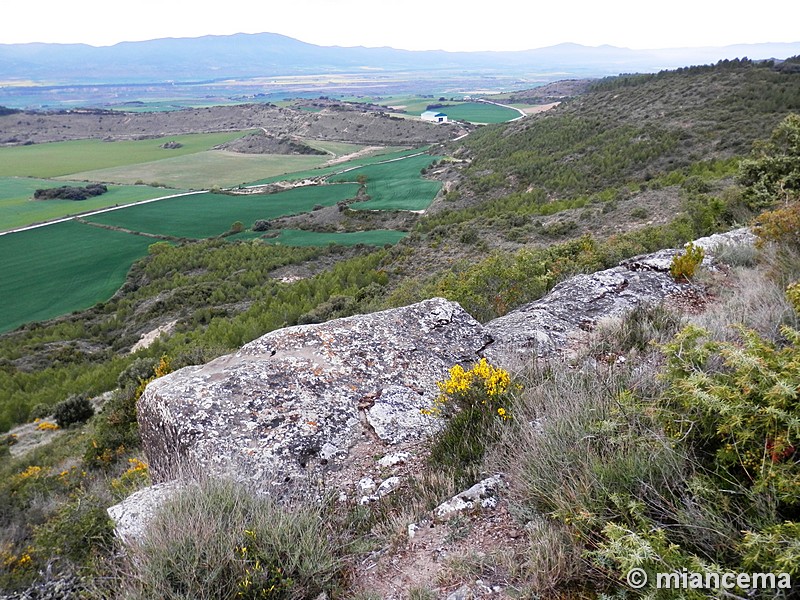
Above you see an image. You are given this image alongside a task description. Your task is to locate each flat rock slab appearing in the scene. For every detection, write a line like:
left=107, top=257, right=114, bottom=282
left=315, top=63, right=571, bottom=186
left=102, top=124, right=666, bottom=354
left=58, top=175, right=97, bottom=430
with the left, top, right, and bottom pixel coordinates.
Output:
left=484, top=228, right=753, bottom=362
left=484, top=265, right=682, bottom=360
left=138, top=298, right=490, bottom=490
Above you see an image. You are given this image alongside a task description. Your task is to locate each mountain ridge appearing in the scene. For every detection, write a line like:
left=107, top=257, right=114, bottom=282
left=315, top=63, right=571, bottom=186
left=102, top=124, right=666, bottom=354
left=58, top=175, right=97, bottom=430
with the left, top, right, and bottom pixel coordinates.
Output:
left=2, top=32, right=800, bottom=85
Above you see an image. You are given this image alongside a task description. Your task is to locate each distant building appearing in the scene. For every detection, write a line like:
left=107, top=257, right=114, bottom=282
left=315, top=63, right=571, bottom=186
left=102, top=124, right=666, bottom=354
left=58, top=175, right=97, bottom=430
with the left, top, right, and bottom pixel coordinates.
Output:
left=421, top=111, right=448, bottom=123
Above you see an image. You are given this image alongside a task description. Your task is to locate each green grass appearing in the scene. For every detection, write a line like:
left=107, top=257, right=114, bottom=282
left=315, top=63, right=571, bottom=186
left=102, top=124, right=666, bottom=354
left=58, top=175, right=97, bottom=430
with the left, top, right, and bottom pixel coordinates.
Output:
left=423, top=102, right=520, bottom=124
left=249, top=147, right=423, bottom=185
left=84, top=184, right=360, bottom=239
left=300, top=140, right=370, bottom=156
left=0, top=178, right=183, bottom=231
left=0, top=221, right=154, bottom=332
left=329, top=154, right=442, bottom=211
left=0, top=132, right=254, bottom=179
left=64, top=151, right=331, bottom=189
left=267, top=229, right=407, bottom=246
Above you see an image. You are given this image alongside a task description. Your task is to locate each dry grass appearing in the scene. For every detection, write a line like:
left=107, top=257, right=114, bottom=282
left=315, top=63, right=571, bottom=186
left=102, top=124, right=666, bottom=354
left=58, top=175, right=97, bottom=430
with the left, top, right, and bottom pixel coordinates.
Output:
left=103, top=476, right=343, bottom=600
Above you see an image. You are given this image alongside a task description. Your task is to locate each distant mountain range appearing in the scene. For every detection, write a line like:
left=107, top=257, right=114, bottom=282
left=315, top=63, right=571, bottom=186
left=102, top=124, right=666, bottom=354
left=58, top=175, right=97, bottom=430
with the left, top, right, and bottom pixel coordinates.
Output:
left=2, top=33, right=800, bottom=85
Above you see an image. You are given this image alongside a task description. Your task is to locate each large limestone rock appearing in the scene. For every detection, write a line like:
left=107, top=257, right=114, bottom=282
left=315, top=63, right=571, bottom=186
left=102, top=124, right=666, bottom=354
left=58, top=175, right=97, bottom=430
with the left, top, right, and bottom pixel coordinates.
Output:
left=483, top=228, right=753, bottom=362
left=138, top=298, right=490, bottom=489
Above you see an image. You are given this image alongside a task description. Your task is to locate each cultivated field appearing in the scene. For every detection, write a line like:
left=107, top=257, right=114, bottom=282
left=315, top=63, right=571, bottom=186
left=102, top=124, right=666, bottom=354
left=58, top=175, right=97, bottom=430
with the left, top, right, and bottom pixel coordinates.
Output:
left=330, top=153, right=442, bottom=211
left=0, top=178, right=181, bottom=231
left=84, top=184, right=361, bottom=239
left=64, top=151, right=331, bottom=189
left=249, top=147, right=421, bottom=185
left=0, top=132, right=251, bottom=178
left=0, top=221, right=154, bottom=332
left=425, top=102, right=521, bottom=123
left=1, top=142, right=435, bottom=332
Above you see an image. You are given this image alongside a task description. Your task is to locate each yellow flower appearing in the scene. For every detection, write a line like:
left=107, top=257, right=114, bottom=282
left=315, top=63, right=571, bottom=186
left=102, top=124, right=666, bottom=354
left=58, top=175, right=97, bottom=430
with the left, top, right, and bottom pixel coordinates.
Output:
left=17, top=466, right=44, bottom=480
left=36, top=421, right=59, bottom=431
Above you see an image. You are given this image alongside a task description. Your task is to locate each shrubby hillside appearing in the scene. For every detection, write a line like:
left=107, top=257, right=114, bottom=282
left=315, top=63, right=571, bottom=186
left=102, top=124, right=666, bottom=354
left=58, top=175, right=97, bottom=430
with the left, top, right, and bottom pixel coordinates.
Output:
left=0, top=59, right=799, bottom=597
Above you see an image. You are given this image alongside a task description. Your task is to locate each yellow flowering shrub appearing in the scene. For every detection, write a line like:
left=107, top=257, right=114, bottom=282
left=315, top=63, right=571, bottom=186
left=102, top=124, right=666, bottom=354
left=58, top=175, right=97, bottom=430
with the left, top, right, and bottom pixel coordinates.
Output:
left=425, top=358, right=517, bottom=473
left=110, top=457, right=151, bottom=500
left=35, top=421, right=59, bottom=431
left=424, top=358, right=513, bottom=420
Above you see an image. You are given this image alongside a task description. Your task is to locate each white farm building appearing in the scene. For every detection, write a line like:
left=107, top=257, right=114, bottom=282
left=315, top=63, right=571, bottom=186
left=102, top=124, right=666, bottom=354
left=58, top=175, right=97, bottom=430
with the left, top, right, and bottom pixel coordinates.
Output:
left=421, top=111, right=448, bottom=123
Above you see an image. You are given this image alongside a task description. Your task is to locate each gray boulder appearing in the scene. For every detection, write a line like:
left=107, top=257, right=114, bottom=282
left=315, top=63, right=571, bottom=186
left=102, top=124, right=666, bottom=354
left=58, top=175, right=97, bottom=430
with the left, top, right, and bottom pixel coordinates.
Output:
left=137, top=297, right=490, bottom=490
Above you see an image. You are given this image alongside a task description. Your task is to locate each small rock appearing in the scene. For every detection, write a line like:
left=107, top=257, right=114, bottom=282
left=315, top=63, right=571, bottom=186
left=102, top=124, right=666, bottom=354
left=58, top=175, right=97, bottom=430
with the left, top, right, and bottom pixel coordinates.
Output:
left=107, top=480, right=182, bottom=544
left=408, top=522, right=420, bottom=539
left=434, top=475, right=504, bottom=521
left=376, top=476, right=401, bottom=497
left=446, top=585, right=471, bottom=600
left=358, top=477, right=377, bottom=493
left=377, top=451, right=410, bottom=468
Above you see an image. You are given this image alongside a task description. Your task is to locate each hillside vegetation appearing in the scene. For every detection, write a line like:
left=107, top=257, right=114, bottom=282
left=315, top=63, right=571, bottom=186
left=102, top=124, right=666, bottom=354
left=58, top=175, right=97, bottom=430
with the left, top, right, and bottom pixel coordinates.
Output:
left=0, top=59, right=799, bottom=597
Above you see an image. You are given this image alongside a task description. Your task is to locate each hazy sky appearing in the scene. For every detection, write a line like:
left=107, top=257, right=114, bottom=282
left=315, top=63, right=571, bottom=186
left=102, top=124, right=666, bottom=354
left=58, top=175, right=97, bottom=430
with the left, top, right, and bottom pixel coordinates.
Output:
left=3, top=0, right=799, bottom=51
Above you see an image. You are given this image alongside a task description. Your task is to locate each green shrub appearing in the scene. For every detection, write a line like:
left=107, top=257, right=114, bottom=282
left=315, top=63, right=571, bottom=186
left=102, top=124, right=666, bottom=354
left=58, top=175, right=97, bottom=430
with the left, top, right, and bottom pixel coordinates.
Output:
left=114, top=477, right=343, bottom=600
left=753, top=201, right=800, bottom=250
left=33, top=493, right=114, bottom=565
left=52, top=394, right=94, bottom=428
left=28, top=403, right=51, bottom=421
left=740, top=521, right=800, bottom=577
left=669, top=242, right=704, bottom=281
left=659, top=314, right=800, bottom=506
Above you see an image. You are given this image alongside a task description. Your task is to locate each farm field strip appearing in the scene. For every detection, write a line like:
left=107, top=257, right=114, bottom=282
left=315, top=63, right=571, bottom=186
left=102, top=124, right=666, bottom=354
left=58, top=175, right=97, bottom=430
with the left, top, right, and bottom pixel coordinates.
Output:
left=248, top=147, right=422, bottom=186
left=63, top=150, right=331, bottom=189
left=0, top=131, right=253, bottom=178
left=329, top=153, right=442, bottom=211
left=0, top=177, right=190, bottom=232
left=83, top=184, right=361, bottom=239
left=418, top=101, right=521, bottom=123
left=0, top=220, right=155, bottom=333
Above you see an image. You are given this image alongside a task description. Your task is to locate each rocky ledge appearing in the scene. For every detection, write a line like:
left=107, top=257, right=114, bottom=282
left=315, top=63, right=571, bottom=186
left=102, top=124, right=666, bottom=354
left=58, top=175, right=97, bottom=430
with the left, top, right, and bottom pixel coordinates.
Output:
left=138, top=297, right=490, bottom=489
left=109, top=229, right=754, bottom=541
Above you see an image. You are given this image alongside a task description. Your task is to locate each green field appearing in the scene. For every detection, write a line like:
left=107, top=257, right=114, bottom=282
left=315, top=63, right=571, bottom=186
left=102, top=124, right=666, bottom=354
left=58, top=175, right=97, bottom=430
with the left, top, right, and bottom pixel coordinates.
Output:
left=64, top=151, right=332, bottom=189
left=0, top=178, right=182, bottom=231
left=302, top=140, right=368, bottom=155
left=0, top=221, right=154, bottom=333
left=85, top=184, right=360, bottom=238
left=249, top=147, right=421, bottom=185
left=329, top=154, right=442, bottom=211
left=0, top=132, right=253, bottom=178
left=421, top=102, right=520, bottom=124
left=267, top=229, right=407, bottom=246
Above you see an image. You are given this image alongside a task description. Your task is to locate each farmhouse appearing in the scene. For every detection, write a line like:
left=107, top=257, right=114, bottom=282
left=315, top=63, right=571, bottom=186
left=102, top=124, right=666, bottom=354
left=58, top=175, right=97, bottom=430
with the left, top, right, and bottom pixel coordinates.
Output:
left=421, top=110, right=448, bottom=123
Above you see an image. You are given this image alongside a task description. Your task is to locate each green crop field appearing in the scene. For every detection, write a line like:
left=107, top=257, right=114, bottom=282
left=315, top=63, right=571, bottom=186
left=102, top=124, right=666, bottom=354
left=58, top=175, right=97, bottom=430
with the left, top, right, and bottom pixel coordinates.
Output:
left=0, top=221, right=154, bottom=333
left=267, top=229, right=407, bottom=246
left=329, top=153, right=442, bottom=211
left=248, top=147, right=421, bottom=186
left=0, top=177, right=182, bottom=231
left=64, top=151, right=332, bottom=190
left=301, top=140, right=369, bottom=156
left=85, top=184, right=360, bottom=238
left=0, top=132, right=252, bottom=178
left=422, top=102, right=520, bottom=124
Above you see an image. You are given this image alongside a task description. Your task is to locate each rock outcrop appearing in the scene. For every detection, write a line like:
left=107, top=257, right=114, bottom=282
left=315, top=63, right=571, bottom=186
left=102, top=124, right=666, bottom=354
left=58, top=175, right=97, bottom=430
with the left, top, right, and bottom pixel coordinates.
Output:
left=111, top=228, right=755, bottom=540
left=137, top=297, right=490, bottom=489
left=483, top=228, right=755, bottom=362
